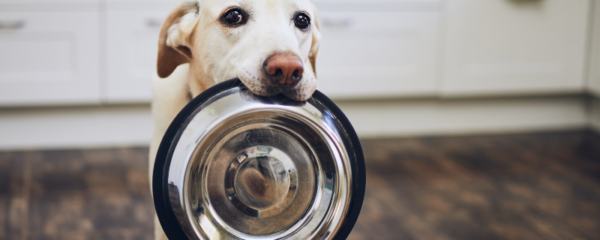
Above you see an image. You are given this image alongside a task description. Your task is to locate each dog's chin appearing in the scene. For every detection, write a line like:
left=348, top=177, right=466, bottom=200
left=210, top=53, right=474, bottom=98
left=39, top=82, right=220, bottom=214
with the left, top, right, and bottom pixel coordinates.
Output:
left=282, top=87, right=314, bottom=101
left=238, top=78, right=315, bottom=102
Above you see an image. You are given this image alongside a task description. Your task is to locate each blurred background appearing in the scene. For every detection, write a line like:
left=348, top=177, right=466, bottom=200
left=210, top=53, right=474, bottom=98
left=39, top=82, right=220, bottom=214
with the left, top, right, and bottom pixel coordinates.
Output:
left=1, top=0, right=600, bottom=239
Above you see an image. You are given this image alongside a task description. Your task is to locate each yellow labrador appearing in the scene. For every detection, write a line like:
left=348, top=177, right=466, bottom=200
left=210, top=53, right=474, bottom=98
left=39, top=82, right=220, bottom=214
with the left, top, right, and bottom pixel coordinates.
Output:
left=149, top=0, right=321, bottom=238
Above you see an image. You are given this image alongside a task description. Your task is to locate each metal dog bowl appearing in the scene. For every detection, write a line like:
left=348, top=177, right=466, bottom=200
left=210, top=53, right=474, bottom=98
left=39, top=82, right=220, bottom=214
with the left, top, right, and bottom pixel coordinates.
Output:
left=153, top=79, right=365, bottom=240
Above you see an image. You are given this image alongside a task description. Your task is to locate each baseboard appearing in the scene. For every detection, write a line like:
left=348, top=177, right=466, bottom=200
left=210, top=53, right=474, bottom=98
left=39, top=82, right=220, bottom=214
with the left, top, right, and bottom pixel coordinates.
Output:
left=0, top=105, right=153, bottom=150
left=335, top=96, right=588, bottom=138
left=0, top=96, right=590, bottom=150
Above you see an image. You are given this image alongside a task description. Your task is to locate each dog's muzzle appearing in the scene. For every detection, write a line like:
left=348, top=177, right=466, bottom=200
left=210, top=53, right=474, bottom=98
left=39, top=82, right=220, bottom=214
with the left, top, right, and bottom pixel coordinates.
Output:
left=153, top=79, right=365, bottom=240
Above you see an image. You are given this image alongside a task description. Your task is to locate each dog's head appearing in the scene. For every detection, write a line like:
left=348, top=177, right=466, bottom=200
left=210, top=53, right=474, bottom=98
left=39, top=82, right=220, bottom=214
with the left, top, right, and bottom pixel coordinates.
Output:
left=157, top=0, right=321, bottom=101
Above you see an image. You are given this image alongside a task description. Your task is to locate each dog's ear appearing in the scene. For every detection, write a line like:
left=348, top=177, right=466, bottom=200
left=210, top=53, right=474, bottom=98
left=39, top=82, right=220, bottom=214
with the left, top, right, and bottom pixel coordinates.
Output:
left=157, top=2, right=199, bottom=78
left=308, top=7, right=321, bottom=76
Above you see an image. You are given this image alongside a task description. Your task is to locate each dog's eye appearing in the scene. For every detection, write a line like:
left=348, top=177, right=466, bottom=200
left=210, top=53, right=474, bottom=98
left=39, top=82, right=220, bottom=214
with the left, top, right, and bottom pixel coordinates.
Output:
left=222, top=9, right=246, bottom=26
left=294, top=13, right=310, bottom=31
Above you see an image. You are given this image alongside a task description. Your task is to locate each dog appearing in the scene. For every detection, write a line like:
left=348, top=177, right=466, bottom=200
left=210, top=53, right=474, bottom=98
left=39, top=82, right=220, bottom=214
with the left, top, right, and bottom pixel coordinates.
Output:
left=149, top=0, right=321, bottom=239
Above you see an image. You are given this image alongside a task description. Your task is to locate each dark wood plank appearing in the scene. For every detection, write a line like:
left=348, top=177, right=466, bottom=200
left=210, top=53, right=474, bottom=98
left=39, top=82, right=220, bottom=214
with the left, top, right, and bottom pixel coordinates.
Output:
left=349, top=131, right=600, bottom=240
left=0, top=130, right=599, bottom=240
left=0, top=151, right=34, bottom=240
left=4, top=148, right=153, bottom=240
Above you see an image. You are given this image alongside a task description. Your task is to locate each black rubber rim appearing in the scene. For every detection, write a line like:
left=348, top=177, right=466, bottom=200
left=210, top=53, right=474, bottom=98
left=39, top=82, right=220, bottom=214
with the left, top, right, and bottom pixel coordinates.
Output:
left=153, top=79, right=365, bottom=240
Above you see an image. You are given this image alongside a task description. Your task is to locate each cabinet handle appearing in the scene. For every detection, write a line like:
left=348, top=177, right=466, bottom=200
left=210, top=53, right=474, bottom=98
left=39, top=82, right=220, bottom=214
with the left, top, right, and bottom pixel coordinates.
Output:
left=321, top=18, right=353, bottom=28
left=0, top=20, right=24, bottom=30
left=145, top=18, right=164, bottom=28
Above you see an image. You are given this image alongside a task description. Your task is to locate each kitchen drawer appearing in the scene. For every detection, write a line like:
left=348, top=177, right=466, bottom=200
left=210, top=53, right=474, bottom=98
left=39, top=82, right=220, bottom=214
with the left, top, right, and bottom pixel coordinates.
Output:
left=0, top=0, right=99, bottom=12
left=0, top=0, right=96, bottom=2
left=0, top=11, right=100, bottom=106
left=441, top=0, right=590, bottom=96
left=105, top=11, right=170, bottom=102
left=105, top=0, right=179, bottom=12
left=314, top=1, right=442, bottom=99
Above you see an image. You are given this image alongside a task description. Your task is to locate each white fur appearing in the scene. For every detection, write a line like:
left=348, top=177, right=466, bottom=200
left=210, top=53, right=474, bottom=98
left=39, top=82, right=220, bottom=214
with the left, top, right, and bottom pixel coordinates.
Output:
left=149, top=64, right=191, bottom=240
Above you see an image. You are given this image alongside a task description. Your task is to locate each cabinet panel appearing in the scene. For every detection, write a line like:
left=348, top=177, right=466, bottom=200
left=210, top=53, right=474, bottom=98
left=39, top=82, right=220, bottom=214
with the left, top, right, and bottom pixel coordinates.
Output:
left=441, top=0, right=590, bottom=96
left=105, top=11, right=169, bottom=102
left=0, top=12, right=100, bottom=106
left=105, top=0, right=180, bottom=103
left=0, top=0, right=96, bottom=3
left=314, top=1, right=441, bottom=99
left=589, top=0, right=600, bottom=96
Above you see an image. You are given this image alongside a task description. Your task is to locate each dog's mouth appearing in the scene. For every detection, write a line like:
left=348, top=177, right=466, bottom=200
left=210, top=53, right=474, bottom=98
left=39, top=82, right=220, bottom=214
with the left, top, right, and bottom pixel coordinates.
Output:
left=234, top=72, right=315, bottom=101
left=230, top=78, right=309, bottom=105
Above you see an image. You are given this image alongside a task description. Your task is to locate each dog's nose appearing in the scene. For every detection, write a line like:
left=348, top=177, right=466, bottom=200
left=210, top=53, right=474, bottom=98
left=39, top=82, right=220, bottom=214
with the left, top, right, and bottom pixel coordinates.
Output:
left=263, top=53, right=304, bottom=86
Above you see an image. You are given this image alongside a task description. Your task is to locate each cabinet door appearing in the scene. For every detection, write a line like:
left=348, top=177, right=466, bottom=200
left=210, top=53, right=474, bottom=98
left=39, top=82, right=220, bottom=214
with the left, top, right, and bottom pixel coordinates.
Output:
left=105, top=11, right=169, bottom=103
left=441, top=0, right=590, bottom=96
left=589, top=0, right=600, bottom=96
left=313, top=0, right=441, bottom=99
left=0, top=0, right=96, bottom=2
left=0, top=11, right=100, bottom=106
left=105, top=0, right=180, bottom=103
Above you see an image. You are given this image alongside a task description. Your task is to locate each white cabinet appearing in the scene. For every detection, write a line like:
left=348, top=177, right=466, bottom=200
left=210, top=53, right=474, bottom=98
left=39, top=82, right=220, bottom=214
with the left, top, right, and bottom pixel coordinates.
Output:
left=313, top=0, right=441, bottom=99
left=104, top=0, right=179, bottom=103
left=441, top=0, right=590, bottom=96
left=0, top=0, right=97, bottom=2
left=589, top=0, right=600, bottom=97
left=106, top=11, right=167, bottom=102
left=0, top=11, right=101, bottom=106
left=0, top=0, right=596, bottom=106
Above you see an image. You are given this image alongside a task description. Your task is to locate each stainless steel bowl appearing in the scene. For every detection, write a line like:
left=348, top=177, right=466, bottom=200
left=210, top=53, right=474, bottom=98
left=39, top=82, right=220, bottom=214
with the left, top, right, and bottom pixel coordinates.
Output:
left=153, top=79, right=365, bottom=240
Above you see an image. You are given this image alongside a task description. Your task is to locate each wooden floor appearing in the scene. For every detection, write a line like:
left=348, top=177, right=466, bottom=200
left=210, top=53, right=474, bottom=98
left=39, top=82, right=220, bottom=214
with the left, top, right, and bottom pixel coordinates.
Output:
left=1, top=130, right=599, bottom=240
